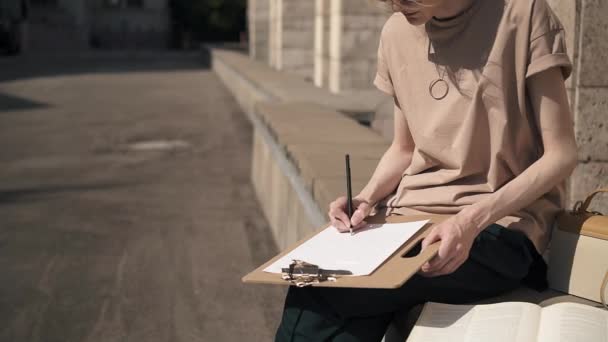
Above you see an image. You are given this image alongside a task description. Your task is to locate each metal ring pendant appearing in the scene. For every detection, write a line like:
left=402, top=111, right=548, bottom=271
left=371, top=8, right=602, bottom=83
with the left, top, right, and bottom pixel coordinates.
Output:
left=429, top=78, right=449, bottom=100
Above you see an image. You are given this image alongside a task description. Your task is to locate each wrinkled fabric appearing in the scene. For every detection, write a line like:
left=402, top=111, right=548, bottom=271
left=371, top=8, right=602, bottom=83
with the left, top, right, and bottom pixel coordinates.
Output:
left=374, top=0, right=572, bottom=253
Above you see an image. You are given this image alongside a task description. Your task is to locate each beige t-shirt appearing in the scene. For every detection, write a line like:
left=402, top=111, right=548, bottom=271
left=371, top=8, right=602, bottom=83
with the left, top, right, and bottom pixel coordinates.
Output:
left=374, top=0, right=572, bottom=253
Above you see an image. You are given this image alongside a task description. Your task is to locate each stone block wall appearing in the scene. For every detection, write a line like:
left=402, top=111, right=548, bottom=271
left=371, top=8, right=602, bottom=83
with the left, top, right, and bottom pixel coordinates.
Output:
left=319, top=0, right=388, bottom=93
left=251, top=127, right=319, bottom=250
left=268, top=0, right=315, bottom=79
left=565, top=0, right=608, bottom=213
left=337, top=1, right=389, bottom=92
left=250, top=0, right=387, bottom=90
left=314, top=0, right=331, bottom=87
left=248, top=0, right=270, bottom=63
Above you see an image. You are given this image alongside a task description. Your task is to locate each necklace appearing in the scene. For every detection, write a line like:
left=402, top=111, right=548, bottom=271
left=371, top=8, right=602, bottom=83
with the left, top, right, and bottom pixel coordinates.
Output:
left=429, top=66, right=449, bottom=100
left=428, top=42, right=450, bottom=100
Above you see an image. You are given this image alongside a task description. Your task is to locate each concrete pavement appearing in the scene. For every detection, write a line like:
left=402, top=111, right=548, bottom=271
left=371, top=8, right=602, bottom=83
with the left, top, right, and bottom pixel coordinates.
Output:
left=0, top=53, right=285, bottom=341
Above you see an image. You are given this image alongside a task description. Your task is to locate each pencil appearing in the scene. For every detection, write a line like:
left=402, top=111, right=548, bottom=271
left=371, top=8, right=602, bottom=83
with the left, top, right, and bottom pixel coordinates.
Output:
left=345, top=154, right=353, bottom=235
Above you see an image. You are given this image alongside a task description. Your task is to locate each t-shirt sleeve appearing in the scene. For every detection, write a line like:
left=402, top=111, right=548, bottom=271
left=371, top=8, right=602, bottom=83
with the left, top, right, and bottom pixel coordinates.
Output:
left=374, top=36, right=395, bottom=96
left=526, top=0, right=572, bottom=80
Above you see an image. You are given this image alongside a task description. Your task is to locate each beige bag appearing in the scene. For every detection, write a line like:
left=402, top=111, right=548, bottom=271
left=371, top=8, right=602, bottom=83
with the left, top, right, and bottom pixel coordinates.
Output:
left=548, top=188, right=608, bottom=308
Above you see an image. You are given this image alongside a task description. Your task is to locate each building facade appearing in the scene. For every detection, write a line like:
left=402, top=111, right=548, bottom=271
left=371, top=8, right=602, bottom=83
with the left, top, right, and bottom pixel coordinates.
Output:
left=249, top=0, right=387, bottom=90
left=25, top=0, right=170, bottom=50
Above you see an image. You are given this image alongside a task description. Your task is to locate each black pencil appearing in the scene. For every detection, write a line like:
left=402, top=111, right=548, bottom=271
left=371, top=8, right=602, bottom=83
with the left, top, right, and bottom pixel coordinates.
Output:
left=345, top=154, right=353, bottom=235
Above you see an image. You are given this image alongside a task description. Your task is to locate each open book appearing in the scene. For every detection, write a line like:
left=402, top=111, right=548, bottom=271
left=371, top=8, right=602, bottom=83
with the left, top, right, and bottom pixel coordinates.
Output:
left=407, top=302, right=607, bottom=342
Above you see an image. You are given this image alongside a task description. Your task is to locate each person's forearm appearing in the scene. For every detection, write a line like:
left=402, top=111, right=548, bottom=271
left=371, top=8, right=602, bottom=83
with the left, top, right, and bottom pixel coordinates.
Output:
left=459, top=145, right=578, bottom=233
left=357, top=144, right=413, bottom=205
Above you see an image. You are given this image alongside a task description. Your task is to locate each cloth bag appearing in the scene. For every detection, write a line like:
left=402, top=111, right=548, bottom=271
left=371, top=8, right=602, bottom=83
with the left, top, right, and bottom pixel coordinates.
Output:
left=548, top=188, right=608, bottom=308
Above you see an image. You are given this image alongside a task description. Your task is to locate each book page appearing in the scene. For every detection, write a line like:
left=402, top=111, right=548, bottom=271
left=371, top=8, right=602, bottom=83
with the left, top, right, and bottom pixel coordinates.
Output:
left=263, top=220, right=428, bottom=276
left=407, top=302, right=540, bottom=342
left=537, top=302, right=607, bottom=342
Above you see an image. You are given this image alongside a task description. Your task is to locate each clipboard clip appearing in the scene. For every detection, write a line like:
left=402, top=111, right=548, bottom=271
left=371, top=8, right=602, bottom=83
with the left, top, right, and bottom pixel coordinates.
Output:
left=281, top=260, right=341, bottom=287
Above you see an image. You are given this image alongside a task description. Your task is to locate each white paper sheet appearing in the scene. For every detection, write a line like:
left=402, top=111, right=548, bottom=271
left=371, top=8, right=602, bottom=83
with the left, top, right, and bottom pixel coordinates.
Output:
left=264, top=220, right=429, bottom=276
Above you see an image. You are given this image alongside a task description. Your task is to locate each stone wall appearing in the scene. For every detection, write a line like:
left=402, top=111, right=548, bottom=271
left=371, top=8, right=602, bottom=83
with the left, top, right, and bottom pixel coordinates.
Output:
left=282, top=0, right=315, bottom=79
left=560, top=0, right=608, bottom=213
left=252, top=0, right=387, bottom=90
left=268, top=0, right=315, bottom=79
left=323, top=0, right=388, bottom=93
left=333, top=0, right=388, bottom=92
left=248, top=0, right=270, bottom=63
left=313, top=0, right=331, bottom=87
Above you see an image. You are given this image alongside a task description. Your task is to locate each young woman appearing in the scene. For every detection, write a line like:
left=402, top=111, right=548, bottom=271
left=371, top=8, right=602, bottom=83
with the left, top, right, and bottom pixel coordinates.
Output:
left=275, top=0, right=577, bottom=340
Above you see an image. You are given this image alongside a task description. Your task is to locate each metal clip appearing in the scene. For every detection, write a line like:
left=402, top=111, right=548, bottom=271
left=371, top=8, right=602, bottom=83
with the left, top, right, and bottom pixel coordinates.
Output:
left=281, top=260, right=339, bottom=287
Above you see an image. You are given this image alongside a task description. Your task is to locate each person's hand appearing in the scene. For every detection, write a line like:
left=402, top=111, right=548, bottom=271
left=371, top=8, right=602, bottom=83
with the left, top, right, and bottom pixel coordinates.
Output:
left=328, top=196, right=372, bottom=232
left=418, top=215, right=480, bottom=277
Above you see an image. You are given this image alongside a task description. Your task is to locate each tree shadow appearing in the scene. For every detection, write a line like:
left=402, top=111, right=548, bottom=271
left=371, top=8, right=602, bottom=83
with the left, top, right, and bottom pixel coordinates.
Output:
left=0, top=93, right=50, bottom=112
left=0, top=181, right=138, bottom=205
left=0, top=48, right=225, bottom=115
left=0, top=50, right=213, bottom=83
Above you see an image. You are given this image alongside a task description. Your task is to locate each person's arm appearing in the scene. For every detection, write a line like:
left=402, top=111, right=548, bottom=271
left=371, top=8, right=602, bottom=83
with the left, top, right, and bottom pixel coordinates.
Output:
left=329, top=99, right=416, bottom=231
left=420, top=66, right=578, bottom=276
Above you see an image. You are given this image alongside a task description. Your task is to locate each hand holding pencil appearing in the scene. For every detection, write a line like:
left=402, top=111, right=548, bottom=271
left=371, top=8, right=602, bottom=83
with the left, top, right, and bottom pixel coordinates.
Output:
left=327, top=155, right=372, bottom=233
left=328, top=196, right=371, bottom=233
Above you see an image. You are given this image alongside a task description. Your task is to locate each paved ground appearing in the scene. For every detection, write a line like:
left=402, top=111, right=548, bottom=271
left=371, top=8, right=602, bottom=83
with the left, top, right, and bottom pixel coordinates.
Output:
left=0, top=52, right=285, bottom=342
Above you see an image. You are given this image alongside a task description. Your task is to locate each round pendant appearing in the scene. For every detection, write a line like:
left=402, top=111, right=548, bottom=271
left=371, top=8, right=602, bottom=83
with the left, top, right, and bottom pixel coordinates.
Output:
left=429, top=78, right=449, bottom=100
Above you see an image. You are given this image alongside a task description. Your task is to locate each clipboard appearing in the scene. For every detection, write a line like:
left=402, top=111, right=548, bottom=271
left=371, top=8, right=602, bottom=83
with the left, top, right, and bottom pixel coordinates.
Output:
left=242, top=214, right=447, bottom=289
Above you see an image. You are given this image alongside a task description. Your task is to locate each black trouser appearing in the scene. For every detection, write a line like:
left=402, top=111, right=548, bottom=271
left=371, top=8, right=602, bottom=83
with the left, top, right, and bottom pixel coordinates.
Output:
left=275, top=224, right=544, bottom=342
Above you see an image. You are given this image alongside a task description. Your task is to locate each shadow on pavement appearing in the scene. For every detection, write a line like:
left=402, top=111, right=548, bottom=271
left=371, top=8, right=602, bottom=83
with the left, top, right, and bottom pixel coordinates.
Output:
left=0, top=182, right=137, bottom=204
left=0, top=50, right=212, bottom=83
left=0, top=93, right=50, bottom=112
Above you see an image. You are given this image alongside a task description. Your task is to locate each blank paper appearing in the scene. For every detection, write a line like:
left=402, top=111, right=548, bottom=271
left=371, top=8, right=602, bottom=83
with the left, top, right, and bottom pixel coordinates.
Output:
left=264, top=220, right=429, bottom=276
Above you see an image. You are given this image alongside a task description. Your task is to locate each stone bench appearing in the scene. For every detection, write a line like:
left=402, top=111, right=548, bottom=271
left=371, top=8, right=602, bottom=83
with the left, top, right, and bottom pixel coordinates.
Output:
left=208, top=45, right=389, bottom=124
left=251, top=101, right=389, bottom=249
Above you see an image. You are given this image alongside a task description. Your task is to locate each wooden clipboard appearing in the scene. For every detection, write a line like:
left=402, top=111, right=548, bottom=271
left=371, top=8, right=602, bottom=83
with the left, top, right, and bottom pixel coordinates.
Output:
left=242, top=214, right=447, bottom=289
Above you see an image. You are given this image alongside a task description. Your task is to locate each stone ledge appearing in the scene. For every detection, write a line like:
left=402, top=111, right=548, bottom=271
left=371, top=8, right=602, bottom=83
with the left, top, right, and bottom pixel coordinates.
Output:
left=299, top=156, right=380, bottom=190
left=255, top=102, right=387, bottom=145
left=250, top=100, right=387, bottom=243
left=210, top=44, right=385, bottom=250
left=207, top=45, right=389, bottom=122
left=249, top=112, right=326, bottom=250
left=247, top=100, right=387, bottom=250
left=247, top=99, right=391, bottom=248
left=254, top=101, right=388, bottom=191
left=287, top=143, right=389, bottom=190
left=287, top=143, right=389, bottom=160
